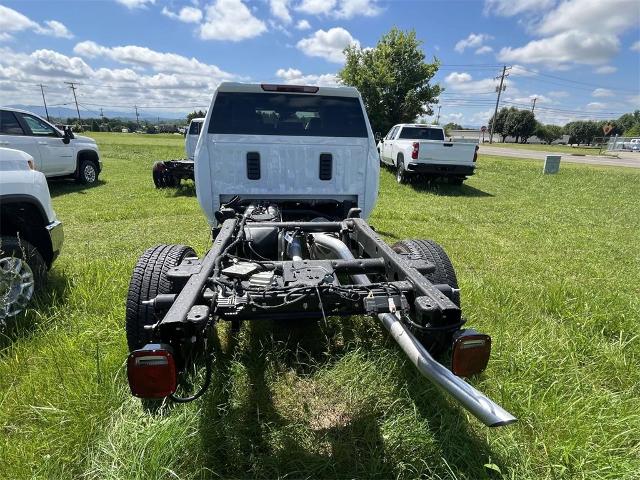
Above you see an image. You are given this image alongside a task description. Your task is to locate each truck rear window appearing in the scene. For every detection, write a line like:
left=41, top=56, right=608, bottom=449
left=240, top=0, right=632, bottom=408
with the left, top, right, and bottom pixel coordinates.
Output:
left=189, top=121, right=202, bottom=135
left=208, top=92, right=368, bottom=137
left=398, top=127, right=445, bottom=141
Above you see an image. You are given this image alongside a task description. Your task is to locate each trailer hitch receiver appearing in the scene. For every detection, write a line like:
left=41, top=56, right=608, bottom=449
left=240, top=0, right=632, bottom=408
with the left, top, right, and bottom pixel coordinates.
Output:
left=127, top=343, right=177, bottom=398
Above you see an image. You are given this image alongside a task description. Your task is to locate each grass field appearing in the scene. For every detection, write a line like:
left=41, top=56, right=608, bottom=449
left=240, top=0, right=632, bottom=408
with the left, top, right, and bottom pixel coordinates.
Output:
left=488, top=143, right=608, bottom=156
left=1, top=132, right=639, bottom=479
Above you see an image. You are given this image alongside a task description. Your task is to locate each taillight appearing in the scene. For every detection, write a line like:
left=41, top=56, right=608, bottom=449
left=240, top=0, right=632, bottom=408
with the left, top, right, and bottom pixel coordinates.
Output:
left=451, top=330, right=491, bottom=377
left=473, top=144, right=479, bottom=162
left=411, top=142, right=419, bottom=159
left=261, top=84, right=319, bottom=93
left=127, top=344, right=177, bottom=398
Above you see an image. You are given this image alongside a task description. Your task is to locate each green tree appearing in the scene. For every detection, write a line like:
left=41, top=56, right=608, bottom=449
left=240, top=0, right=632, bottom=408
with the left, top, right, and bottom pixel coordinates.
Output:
left=187, top=110, right=207, bottom=123
left=444, top=122, right=463, bottom=135
left=535, top=124, right=564, bottom=144
left=488, top=107, right=513, bottom=142
left=504, top=109, right=536, bottom=143
left=565, top=121, right=600, bottom=145
left=338, top=28, right=442, bottom=135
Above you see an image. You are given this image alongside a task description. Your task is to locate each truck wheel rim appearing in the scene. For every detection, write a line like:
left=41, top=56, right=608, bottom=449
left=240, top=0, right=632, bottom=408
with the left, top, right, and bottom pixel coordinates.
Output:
left=396, top=163, right=403, bottom=183
left=84, top=164, right=96, bottom=183
left=0, top=257, right=35, bottom=319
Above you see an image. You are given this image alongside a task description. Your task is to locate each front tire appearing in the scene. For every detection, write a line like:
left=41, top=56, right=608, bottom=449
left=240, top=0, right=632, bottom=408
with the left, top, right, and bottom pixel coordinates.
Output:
left=125, top=244, right=195, bottom=352
left=77, top=160, right=99, bottom=184
left=392, top=239, right=460, bottom=355
left=0, top=236, right=47, bottom=321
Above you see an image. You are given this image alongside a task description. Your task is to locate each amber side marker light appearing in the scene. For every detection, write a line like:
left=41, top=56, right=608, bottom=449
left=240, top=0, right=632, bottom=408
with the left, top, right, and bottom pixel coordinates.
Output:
left=127, top=343, right=177, bottom=398
left=451, top=330, right=491, bottom=377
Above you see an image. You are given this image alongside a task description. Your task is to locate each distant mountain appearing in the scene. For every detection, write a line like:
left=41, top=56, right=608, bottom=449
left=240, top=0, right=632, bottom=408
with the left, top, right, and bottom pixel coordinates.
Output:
left=4, top=105, right=186, bottom=122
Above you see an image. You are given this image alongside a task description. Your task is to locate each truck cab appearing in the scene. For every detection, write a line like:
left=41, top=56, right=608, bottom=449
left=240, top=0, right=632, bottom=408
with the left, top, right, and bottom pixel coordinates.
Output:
left=185, top=117, right=204, bottom=160
left=194, top=83, right=380, bottom=224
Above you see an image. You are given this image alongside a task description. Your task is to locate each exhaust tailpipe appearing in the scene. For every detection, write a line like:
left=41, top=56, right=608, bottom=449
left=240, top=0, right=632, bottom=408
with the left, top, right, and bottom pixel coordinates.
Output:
left=310, top=233, right=516, bottom=427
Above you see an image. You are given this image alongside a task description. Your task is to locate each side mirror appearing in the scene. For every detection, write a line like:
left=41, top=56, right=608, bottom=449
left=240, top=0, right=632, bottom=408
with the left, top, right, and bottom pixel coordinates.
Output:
left=375, top=132, right=382, bottom=142
left=62, top=126, right=74, bottom=144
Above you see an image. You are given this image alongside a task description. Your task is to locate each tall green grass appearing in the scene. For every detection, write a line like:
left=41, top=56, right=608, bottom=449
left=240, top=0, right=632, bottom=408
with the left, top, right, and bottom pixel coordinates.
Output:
left=1, top=132, right=638, bottom=479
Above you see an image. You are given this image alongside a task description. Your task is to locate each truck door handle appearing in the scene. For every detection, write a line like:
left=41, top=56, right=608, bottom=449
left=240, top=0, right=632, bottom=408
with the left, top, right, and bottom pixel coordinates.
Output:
left=0, top=141, right=9, bottom=146
left=38, top=141, right=48, bottom=145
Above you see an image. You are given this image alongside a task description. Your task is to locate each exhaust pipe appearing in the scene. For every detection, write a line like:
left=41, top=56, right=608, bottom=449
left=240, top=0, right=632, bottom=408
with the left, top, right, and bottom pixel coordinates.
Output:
left=310, top=234, right=517, bottom=427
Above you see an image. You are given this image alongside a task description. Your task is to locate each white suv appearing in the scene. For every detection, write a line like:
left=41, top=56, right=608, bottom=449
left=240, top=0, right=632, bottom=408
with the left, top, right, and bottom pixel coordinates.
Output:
left=0, top=147, right=63, bottom=320
left=0, top=107, right=102, bottom=183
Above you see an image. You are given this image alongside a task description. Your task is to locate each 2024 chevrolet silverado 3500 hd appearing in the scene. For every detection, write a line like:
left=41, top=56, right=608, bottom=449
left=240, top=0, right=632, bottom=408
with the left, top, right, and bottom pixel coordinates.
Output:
left=0, top=148, right=63, bottom=320
left=379, top=124, right=478, bottom=184
left=0, top=107, right=102, bottom=184
left=151, top=118, right=203, bottom=188
left=125, top=83, right=516, bottom=427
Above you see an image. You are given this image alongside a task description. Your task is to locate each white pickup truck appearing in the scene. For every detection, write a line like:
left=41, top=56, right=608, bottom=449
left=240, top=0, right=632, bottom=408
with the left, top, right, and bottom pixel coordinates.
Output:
left=0, top=147, right=63, bottom=320
left=185, top=117, right=204, bottom=160
left=379, top=124, right=478, bottom=185
left=0, top=107, right=102, bottom=184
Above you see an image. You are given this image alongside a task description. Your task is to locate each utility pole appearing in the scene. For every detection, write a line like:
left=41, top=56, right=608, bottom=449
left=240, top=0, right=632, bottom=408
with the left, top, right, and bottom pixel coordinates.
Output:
left=435, top=105, right=441, bottom=125
left=39, top=84, right=50, bottom=121
left=134, top=105, right=140, bottom=129
left=64, top=81, right=81, bottom=124
left=531, top=97, right=537, bottom=113
left=489, top=65, right=510, bottom=144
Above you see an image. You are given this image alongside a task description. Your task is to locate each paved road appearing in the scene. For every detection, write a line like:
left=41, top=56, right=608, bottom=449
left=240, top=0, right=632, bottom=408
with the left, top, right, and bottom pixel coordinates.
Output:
left=479, top=145, right=640, bottom=169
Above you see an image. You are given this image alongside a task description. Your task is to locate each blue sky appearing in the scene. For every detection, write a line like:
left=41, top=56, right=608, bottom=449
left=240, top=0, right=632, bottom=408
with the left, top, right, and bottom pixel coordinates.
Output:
left=0, top=0, right=638, bottom=126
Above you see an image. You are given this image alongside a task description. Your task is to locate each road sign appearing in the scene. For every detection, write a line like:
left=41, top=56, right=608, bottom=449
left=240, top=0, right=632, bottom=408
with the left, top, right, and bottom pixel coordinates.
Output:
left=602, top=124, right=614, bottom=135
left=481, top=125, right=487, bottom=132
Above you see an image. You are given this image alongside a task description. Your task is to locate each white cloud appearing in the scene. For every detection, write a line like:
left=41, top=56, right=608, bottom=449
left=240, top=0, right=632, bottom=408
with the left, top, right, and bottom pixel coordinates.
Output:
left=631, top=41, right=640, bottom=52
left=475, top=45, right=493, bottom=55
left=270, top=0, right=292, bottom=23
left=199, top=0, right=267, bottom=41
left=493, top=0, right=639, bottom=68
left=275, top=67, right=338, bottom=85
left=586, top=102, right=606, bottom=110
left=537, top=0, right=637, bottom=36
left=73, top=41, right=234, bottom=79
left=484, top=0, right=557, bottom=17
left=592, top=88, right=614, bottom=97
left=445, top=72, right=473, bottom=84
left=36, top=20, right=74, bottom=39
left=0, top=44, right=236, bottom=115
left=296, top=27, right=359, bottom=63
left=548, top=90, right=569, bottom=98
left=296, top=0, right=380, bottom=19
left=454, top=33, right=492, bottom=53
left=498, top=31, right=619, bottom=67
left=296, top=19, right=311, bottom=30
left=116, top=0, right=156, bottom=9
left=0, top=5, right=73, bottom=40
left=161, top=6, right=203, bottom=23
left=594, top=65, right=617, bottom=74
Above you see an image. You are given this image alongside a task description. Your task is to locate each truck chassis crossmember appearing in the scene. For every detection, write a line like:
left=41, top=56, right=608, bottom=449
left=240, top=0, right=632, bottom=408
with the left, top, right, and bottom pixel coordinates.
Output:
left=126, top=202, right=516, bottom=427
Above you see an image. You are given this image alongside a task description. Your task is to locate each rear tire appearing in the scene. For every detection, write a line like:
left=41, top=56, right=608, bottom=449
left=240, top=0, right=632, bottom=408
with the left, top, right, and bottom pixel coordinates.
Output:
left=396, top=155, right=409, bottom=184
left=392, top=239, right=460, bottom=355
left=125, top=244, right=195, bottom=352
left=152, top=162, right=178, bottom=189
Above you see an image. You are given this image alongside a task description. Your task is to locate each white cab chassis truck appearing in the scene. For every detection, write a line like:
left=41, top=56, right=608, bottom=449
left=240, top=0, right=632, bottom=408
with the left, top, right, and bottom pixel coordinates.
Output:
left=0, top=148, right=63, bottom=320
left=0, top=107, right=102, bottom=184
left=151, top=118, right=203, bottom=188
left=124, top=83, right=515, bottom=428
left=379, top=124, right=478, bottom=185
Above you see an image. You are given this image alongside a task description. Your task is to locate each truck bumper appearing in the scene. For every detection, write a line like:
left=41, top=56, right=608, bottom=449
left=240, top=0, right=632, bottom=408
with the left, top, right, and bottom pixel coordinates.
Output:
left=407, top=163, right=476, bottom=176
left=46, top=220, right=64, bottom=262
